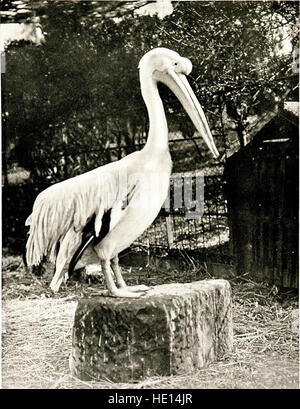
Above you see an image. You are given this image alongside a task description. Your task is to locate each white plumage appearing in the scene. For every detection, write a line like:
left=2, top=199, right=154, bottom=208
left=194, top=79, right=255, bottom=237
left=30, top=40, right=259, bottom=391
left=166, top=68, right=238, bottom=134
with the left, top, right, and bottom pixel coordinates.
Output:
left=26, top=48, right=219, bottom=297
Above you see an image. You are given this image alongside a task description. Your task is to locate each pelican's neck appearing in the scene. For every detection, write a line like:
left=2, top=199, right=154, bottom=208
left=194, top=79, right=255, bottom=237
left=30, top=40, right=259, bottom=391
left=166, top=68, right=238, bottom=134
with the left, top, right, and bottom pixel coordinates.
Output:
left=140, top=70, right=169, bottom=151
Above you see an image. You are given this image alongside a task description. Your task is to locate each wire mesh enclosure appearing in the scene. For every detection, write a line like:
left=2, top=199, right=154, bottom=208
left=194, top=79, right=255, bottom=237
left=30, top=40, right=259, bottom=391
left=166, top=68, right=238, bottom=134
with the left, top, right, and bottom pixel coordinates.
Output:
left=132, top=173, right=230, bottom=257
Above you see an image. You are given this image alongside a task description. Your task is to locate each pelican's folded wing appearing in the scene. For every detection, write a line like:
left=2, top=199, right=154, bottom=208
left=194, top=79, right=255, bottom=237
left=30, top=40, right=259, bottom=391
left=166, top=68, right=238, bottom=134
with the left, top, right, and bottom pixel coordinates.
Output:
left=25, top=166, right=119, bottom=267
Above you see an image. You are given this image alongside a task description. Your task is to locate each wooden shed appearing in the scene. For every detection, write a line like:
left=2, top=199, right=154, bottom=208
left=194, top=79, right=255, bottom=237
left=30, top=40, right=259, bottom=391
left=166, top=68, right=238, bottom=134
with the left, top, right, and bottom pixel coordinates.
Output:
left=224, top=102, right=299, bottom=289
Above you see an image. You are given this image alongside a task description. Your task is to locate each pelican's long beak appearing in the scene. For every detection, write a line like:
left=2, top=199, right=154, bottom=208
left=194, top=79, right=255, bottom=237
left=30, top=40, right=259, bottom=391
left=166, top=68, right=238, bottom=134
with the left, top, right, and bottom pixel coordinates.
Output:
left=154, top=69, right=219, bottom=159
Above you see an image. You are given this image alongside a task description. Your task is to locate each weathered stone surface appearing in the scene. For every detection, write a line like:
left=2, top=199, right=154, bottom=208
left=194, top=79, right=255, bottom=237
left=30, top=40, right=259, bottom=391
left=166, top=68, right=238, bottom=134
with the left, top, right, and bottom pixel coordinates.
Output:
left=70, top=279, right=233, bottom=382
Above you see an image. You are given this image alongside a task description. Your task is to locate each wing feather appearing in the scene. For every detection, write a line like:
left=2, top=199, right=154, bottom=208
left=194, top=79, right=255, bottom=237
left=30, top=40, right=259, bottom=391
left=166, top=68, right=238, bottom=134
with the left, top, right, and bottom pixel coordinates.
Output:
left=94, top=206, right=104, bottom=237
left=25, top=167, right=118, bottom=266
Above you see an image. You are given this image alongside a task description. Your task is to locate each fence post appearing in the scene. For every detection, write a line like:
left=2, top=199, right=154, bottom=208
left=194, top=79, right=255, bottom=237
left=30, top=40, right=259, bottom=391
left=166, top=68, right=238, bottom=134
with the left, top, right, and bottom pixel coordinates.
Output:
left=165, top=213, right=175, bottom=250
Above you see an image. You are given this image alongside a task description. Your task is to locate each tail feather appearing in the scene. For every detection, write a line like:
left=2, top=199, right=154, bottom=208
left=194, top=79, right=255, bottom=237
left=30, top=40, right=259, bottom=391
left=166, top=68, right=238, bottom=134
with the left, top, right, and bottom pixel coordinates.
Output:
left=26, top=198, right=67, bottom=266
left=26, top=227, right=42, bottom=266
left=50, top=274, right=64, bottom=293
left=49, top=228, right=82, bottom=292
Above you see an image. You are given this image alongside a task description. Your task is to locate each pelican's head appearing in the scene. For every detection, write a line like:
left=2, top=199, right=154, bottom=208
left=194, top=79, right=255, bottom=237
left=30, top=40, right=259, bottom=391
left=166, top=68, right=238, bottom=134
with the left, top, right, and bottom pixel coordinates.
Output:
left=139, top=48, right=192, bottom=76
left=139, top=48, right=219, bottom=159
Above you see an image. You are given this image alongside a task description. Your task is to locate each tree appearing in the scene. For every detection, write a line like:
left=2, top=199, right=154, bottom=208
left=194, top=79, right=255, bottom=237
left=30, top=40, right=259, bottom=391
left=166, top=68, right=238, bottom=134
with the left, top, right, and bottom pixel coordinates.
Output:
left=2, top=0, right=299, bottom=187
left=131, top=1, right=299, bottom=149
left=3, top=2, right=146, bottom=186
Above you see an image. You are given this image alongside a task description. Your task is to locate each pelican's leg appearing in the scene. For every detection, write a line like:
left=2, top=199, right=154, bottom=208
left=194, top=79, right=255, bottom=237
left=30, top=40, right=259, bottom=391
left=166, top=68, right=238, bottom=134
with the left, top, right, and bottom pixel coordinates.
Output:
left=100, top=259, right=144, bottom=298
left=111, top=256, right=126, bottom=288
left=111, top=256, right=150, bottom=293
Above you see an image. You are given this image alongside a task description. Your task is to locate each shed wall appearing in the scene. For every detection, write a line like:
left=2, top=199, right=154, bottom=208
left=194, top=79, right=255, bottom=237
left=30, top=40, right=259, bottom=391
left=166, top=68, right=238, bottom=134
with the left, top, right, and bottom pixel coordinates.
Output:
left=224, top=117, right=298, bottom=288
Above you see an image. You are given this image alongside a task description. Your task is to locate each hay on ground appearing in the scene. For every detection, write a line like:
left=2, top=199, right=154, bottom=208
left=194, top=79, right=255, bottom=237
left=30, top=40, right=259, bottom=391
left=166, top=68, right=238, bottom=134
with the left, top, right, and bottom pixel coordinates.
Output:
left=1, top=255, right=299, bottom=389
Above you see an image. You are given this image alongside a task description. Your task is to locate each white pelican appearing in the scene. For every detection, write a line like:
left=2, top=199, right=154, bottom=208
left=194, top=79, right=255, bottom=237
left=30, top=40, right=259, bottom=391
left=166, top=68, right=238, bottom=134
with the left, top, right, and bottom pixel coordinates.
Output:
left=25, top=48, right=219, bottom=297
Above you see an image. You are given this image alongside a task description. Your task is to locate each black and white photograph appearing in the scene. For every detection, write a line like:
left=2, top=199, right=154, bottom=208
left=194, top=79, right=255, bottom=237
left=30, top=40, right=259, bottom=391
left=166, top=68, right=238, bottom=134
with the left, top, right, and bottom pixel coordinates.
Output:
left=1, top=0, right=299, bottom=392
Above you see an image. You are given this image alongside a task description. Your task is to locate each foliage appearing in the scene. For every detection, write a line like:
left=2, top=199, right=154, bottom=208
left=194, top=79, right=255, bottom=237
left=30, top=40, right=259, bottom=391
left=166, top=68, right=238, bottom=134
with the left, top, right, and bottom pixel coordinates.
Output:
left=132, top=1, right=299, bottom=147
left=3, top=3, right=143, bottom=186
left=2, top=1, right=299, bottom=187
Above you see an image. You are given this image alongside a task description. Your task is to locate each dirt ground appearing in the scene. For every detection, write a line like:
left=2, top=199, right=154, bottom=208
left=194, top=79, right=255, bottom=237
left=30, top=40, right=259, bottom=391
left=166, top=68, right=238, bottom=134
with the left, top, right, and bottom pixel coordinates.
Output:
left=1, top=252, right=299, bottom=389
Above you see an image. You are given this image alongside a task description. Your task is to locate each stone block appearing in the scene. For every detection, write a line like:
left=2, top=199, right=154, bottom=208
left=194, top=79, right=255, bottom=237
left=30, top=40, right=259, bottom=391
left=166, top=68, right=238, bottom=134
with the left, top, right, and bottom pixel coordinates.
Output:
left=70, top=279, right=233, bottom=382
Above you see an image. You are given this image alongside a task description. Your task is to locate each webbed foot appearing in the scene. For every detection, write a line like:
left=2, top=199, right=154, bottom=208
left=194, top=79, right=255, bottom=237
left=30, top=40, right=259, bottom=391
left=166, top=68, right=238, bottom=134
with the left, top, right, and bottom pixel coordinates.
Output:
left=109, top=288, right=146, bottom=298
left=125, top=285, right=151, bottom=292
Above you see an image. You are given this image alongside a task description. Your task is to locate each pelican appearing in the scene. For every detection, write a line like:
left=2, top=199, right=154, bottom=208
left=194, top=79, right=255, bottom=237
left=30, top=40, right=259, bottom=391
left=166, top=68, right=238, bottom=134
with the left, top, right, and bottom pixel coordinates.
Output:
left=25, top=48, right=219, bottom=298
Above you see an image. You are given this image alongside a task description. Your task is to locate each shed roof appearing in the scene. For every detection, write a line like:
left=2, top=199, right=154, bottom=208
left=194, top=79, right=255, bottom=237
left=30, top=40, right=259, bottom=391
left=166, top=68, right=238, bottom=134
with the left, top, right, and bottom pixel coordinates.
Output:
left=246, top=102, right=298, bottom=140
left=226, top=101, right=298, bottom=161
left=283, top=101, right=299, bottom=117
